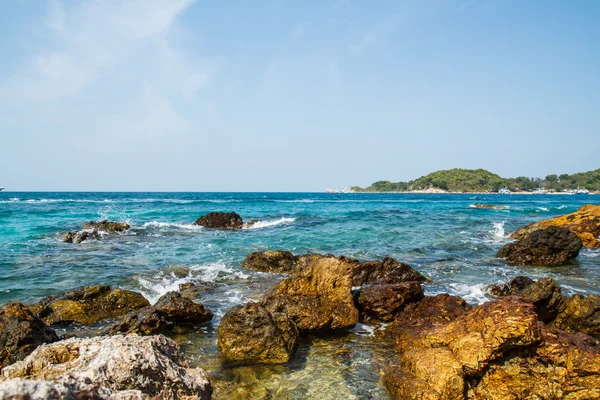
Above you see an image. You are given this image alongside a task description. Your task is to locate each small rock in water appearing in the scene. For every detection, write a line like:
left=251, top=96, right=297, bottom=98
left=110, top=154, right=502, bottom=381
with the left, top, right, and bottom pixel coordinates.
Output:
left=497, top=226, right=582, bottom=266
left=0, top=334, right=212, bottom=400
left=242, top=250, right=299, bottom=273
left=218, top=302, right=298, bottom=365
left=193, top=211, right=243, bottom=229
left=470, top=203, right=510, bottom=210
left=488, top=275, right=534, bottom=296
left=0, top=302, right=59, bottom=369
left=62, top=220, right=130, bottom=243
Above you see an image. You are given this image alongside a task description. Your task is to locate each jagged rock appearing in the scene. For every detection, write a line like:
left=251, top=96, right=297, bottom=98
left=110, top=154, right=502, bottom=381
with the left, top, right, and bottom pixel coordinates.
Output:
left=178, top=282, right=214, bottom=300
left=242, top=220, right=260, bottom=229
left=30, top=285, right=150, bottom=326
left=106, top=292, right=212, bottom=335
left=488, top=276, right=534, bottom=296
left=193, top=212, right=243, bottom=229
left=356, top=282, right=424, bottom=322
left=497, top=226, right=582, bottom=265
left=351, top=257, right=429, bottom=286
left=511, top=204, right=600, bottom=248
left=470, top=203, right=509, bottom=210
left=218, top=302, right=298, bottom=365
left=472, top=328, right=600, bottom=400
left=0, top=303, right=59, bottom=370
left=262, top=255, right=359, bottom=332
left=242, top=251, right=298, bottom=273
left=0, top=334, right=212, bottom=400
left=62, top=220, right=130, bottom=243
left=519, top=277, right=565, bottom=323
left=551, top=294, right=600, bottom=340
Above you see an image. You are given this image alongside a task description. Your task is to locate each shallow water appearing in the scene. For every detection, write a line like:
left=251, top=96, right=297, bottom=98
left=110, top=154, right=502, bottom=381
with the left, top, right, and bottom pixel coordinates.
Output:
left=1, top=192, right=598, bottom=398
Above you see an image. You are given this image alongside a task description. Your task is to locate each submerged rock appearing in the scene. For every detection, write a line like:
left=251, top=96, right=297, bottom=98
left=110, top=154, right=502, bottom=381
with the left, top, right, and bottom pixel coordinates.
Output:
left=30, top=285, right=150, bottom=326
left=193, top=212, right=243, bottom=229
left=0, top=334, right=212, bottom=400
left=262, top=255, right=359, bottom=332
left=218, top=302, right=298, bottom=365
left=470, top=203, right=509, bottom=210
left=0, top=303, right=59, bottom=370
left=63, top=220, right=130, bottom=243
left=497, top=226, right=582, bottom=266
left=356, top=282, right=424, bottom=322
left=242, top=250, right=298, bottom=273
left=106, top=291, right=213, bottom=335
left=511, top=204, right=600, bottom=248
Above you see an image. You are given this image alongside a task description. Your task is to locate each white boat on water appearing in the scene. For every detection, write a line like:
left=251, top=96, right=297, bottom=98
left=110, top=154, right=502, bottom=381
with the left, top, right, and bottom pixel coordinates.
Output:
left=0, top=187, right=4, bottom=192
left=568, top=188, right=590, bottom=195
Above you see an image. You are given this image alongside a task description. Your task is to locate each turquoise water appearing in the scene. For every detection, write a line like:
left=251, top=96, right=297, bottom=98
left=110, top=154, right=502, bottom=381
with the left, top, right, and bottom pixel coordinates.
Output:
left=1, top=192, right=599, bottom=398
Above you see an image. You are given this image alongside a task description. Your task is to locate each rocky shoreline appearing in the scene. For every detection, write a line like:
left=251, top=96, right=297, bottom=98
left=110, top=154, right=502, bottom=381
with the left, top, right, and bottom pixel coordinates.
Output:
left=1, top=206, right=599, bottom=399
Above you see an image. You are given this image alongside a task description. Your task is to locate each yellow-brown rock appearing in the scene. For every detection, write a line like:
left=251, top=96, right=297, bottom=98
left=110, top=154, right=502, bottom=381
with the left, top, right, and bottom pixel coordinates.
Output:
left=262, top=255, right=359, bottom=332
left=31, top=285, right=150, bottom=326
left=511, top=204, right=600, bottom=248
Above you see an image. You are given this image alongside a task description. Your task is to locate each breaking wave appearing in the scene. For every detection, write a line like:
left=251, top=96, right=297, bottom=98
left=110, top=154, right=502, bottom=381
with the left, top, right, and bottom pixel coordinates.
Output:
left=244, top=217, right=296, bottom=229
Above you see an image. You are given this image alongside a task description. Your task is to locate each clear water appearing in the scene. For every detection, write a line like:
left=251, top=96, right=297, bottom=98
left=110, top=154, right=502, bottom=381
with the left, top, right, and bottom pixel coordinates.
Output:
left=1, top=192, right=598, bottom=398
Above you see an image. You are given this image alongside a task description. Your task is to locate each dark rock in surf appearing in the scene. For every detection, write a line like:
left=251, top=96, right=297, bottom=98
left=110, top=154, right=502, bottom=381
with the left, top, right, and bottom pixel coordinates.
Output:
left=242, top=251, right=299, bottom=273
left=62, top=220, right=130, bottom=243
left=193, top=212, right=243, bottom=229
left=352, top=257, right=430, bottom=286
left=356, top=282, right=424, bottom=322
left=497, top=226, right=582, bottom=266
left=489, top=276, right=534, bottom=296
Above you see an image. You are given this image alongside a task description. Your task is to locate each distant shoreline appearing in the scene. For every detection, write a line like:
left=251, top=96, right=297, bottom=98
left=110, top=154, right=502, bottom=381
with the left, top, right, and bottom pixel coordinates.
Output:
left=343, top=191, right=598, bottom=195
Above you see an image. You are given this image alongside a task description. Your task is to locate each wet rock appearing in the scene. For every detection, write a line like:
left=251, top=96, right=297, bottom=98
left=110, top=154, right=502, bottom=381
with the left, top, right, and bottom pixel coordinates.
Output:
left=193, top=212, right=243, bottom=229
left=356, top=282, right=424, bottom=322
left=472, top=328, right=600, bottom=400
left=470, top=203, right=509, bottom=210
left=218, top=302, right=298, bottom=365
left=488, top=275, right=534, bottom=296
left=242, top=251, right=298, bottom=273
left=497, top=226, right=582, bottom=266
left=511, top=204, right=600, bottom=248
left=551, top=294, right=600, bottom=340
left=30, top=285, right=150, bottom=326
left=351, top=257, right=429, bottom=286
left=178, top=282, right=214, bottom=299
left=62, top=220, right=130, bottom=243
left=0, top=334, right=212, bottom=400
left=519, top=277, right=565, bottom=323
left=262, top=255, right=359, bottom=332
left=106, top=291, right=212, bottom=335
left=0, top=303, right=59, bottom=370
left=242, top=220, right=260, bottom=229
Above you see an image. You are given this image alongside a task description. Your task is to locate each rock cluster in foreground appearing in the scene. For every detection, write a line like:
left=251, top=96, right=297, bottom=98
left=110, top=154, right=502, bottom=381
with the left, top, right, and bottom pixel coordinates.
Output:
left=0, top=334, right=212, bottom=400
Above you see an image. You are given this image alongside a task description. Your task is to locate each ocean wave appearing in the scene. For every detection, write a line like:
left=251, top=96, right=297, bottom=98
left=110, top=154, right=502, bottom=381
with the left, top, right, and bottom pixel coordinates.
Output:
left=447, top=283, right=489, bottom=304
left=490, top=221, right=507, bottom=239
left=135, top=263, right=250, bottom=304
left=141, top=221, right=203, bottom=231
left=243, top=217, right=296, bottom=229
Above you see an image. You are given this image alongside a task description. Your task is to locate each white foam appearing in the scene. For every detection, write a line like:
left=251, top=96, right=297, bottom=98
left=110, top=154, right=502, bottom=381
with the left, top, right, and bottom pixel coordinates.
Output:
left=142, top=221, right=204, bottom=231
left=557, top=205, right=567, bottom=210
left=490, top=221, right=507, bottom=238
left=448, top=283, right=489, bottom=305
left=537, top=207, right=549, bottom=212
left=243, top=217, right=296, bottom=230
left=351, top=323, right=376, bottom=337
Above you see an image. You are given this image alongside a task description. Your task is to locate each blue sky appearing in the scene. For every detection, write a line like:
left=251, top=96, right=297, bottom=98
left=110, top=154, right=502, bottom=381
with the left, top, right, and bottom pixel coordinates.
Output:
left=1, top=0, right=598, bottom=191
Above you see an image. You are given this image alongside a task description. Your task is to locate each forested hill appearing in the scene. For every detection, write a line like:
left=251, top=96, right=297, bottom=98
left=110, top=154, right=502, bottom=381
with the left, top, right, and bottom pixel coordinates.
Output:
left=352, top=168, right=600, bottom=193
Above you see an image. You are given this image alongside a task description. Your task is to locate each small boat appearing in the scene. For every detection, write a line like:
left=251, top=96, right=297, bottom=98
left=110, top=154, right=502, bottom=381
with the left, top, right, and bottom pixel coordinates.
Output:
left=325, top=189, right=340, bottom=194
left=0, top=187, right=4, bottom=192
left=568, top=188, right=590, bottom=195
left=498, top=188, right=511, bottom=194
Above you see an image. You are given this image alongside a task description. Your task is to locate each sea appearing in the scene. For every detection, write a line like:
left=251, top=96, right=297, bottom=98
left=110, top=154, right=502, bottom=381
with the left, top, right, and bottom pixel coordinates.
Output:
left=1, top=192, right=598, bottom=398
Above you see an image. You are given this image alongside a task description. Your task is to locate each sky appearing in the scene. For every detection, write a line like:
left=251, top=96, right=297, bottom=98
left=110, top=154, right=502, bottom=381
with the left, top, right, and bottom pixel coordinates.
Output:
left=0, top=0, right=598, bottom=191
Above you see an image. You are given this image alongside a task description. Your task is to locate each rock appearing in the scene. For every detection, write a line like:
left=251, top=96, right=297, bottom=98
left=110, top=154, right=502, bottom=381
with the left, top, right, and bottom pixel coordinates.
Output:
left=217, top=302, right=298, bottom=365
left=497, top=226, right=582, bottom=266
left=356, top=282, right=424, bottom=322
left=352, top=257, right=429, bottom=286
left=0, top=334, right=212, bottom=399
left=472, top=328, right=600, bottom=400
left=62, top=220, right=130, bottom=243
left=551, top=294, right=600, bottom=340
left=470, top=203, right=510, bottom=210
left=262, top=255, right=359, bottom=332
left=0, top=303, right=59, bottom=370
left=511, top=204, right=600, bottom=248
left=178, top=282, right=214, bottom=299
left=106, top=292, right=213, bottom=335
left=193, top=212, right=243, bottom=229
left=242, top=220, right=260, bottom=229
left=518, top=277, right=565, bottom=323
left=488, top=276, right=534, bottom=296
left=242, top=251, right=298, bottom=273
left=30, top=285, right=150, bottom=326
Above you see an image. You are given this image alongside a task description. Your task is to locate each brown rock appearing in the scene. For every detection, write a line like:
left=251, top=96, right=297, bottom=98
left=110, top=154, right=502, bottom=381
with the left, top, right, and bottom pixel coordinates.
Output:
left=30, top=285, right=150, bottom=326
left=81, top=220, right=130, bottom=232
left=193, top=212, right=243, bottom=229
left=241, top=250, right=298, bottom=273
left=488, top=276, right=534, bottom=296
left=352, top=257, right=429, bottom=286
left=551, top=294, right=600, bottom=340
left=262, top=255, right=359, bottom=332
left=511, top=204, right=600, bottom=248
left=356, top=282, right=424, bottom=322
left=0, top=303, right=59, bottom=370
left=217, top=302, right=298, bottom=365
left=497, top=226, right=582, bottom=266
left=470, top=203, right=509, bottom=210
left=106, top=291, right=213, bottom=335
left=519, top=277, right=565, bottom=323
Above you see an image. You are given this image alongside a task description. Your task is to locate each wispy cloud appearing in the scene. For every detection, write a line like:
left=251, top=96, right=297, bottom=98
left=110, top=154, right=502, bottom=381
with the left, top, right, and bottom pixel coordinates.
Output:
left=350, top=13, right=407, bottom=52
